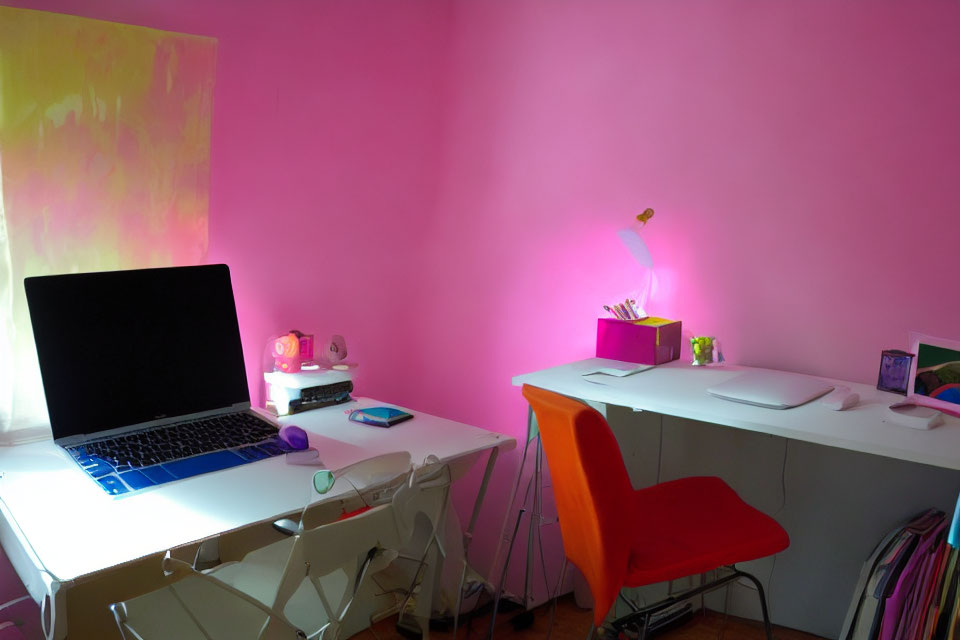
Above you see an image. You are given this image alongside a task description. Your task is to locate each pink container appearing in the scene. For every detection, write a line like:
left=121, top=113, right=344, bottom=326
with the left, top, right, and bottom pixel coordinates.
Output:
left=596, top=317, right=682, bottom=365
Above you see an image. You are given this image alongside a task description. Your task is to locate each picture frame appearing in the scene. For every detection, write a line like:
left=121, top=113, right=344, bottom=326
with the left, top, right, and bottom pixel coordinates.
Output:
left=877, top=349, right=914, bottom=395
left=906, top=332, right=960, bottom=416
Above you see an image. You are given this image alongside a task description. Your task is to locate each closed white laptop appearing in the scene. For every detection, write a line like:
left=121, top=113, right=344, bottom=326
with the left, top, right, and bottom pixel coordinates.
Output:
left=707, top=370, right=834, bottom=409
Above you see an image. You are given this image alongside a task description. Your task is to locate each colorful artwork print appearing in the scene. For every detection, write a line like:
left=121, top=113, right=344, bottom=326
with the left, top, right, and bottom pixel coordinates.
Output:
left=0, top=7, right=216, bottom=440
left=913, top=343, right=960, bottom=408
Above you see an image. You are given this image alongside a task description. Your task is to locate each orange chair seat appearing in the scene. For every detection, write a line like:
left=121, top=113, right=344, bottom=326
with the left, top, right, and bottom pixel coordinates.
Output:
left=625, top=476, right=789, bottom=587
left=520, top=384, right=790, bottom=628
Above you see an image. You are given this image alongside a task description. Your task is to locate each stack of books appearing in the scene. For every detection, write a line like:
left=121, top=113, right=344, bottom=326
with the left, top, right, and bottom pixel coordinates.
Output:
left=842, top=509, right=959, bottom=640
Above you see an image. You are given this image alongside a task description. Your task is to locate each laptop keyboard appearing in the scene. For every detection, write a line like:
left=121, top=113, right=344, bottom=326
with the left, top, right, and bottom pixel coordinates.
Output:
left=66, top=412, right=297, bottom=496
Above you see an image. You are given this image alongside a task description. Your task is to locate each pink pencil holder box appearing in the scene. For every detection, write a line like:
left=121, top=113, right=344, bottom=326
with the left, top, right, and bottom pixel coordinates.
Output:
left=596, top=317, right=682, bottom=365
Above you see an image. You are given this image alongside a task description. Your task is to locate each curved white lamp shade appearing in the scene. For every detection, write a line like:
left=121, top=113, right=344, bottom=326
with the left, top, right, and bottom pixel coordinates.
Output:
left=616, top=227, right=656, bottom=315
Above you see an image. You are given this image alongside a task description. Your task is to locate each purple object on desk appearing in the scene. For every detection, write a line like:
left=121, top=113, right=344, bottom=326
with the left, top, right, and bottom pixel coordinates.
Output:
left=279, top=425, right=309, bottom=450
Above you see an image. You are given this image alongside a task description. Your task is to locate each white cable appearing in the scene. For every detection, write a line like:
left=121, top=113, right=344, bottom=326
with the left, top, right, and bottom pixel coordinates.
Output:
left=0, top=595, right=31, bottom=614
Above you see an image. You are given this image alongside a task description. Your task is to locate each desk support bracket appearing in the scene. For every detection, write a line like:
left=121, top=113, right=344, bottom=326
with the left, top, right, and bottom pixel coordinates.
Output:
left=452, top=445, right=501, bottom=638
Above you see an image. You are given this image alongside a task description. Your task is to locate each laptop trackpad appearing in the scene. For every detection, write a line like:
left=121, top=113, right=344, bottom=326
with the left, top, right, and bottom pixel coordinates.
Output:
left=162, top=450, right=247, bottom=479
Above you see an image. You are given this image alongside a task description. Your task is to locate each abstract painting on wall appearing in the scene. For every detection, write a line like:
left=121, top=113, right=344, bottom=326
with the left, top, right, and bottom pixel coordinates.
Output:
left=0, top=7, right=217, bottom=442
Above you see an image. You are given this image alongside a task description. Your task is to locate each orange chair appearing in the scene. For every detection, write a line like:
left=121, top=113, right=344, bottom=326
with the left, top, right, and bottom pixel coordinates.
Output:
left=522, top=384, right=789, bottom=639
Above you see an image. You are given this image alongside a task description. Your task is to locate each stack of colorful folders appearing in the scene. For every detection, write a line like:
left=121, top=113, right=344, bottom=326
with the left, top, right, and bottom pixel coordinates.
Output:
left=841, top=508, right=960, bottom=640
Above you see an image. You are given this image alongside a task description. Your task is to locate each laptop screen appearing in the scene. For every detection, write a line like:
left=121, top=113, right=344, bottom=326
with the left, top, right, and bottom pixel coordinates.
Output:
left=25, top=264, right=250, bottom=441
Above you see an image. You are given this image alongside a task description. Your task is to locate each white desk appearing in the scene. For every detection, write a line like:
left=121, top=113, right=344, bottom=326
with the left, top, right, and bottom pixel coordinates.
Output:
left=511, top=358, right=960, bottom=637
left=0, top=397, right=514, bottom=639
left=513, top=358, right=960, bottom=470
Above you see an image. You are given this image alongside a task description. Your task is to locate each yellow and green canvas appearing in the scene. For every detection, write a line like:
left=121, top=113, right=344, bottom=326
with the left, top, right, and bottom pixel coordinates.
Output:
left=0, top=7, right=216, bottom=440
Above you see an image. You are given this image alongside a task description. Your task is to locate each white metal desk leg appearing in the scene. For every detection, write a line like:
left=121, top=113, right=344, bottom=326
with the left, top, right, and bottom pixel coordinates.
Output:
left=488, top=406, right=536, bottom=593
left=39, top=571, right=66, bottom=640
left=487, top=406, right=540, bottom=638
left=488, top=508, right=526, bottom=640
left=523, top=436, right=545, bottom=611
left=453, top=446, right=499, bottom=637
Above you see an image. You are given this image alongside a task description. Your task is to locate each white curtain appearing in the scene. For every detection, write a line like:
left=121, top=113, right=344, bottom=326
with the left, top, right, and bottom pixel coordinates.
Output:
left=0, top=150, right=50, bottom=444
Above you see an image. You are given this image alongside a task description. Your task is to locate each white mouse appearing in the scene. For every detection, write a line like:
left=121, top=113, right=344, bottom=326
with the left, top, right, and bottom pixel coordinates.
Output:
left=820, top=386, right=860, bottom=410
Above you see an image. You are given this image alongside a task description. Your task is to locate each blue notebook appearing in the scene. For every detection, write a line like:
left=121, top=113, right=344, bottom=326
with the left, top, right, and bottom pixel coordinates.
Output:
left=349, top=407, right=414, bottom=427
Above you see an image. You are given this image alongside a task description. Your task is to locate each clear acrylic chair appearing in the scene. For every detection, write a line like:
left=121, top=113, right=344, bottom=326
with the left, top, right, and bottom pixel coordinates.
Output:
left=110, top=452, right=420, bottom=640
left=365, top=455, right=453, bottom=640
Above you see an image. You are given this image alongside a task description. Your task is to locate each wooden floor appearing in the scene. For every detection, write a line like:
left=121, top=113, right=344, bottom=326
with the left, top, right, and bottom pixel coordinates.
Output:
left=354, top=595, right=825, bottom=640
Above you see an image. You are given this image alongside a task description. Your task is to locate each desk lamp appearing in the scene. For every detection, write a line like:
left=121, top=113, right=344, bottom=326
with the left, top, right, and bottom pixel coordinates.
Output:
left=616, top=208, right=656, bottom=317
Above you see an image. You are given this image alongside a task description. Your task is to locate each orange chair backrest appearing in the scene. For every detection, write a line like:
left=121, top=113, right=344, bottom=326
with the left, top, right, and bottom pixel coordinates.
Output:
left=521, top=384, right=636, bottom=626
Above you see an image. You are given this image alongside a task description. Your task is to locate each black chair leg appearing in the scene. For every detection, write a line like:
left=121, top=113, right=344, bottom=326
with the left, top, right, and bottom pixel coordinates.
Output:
left=609, top=568, right=774, bottom=640
left=639, top=612, right=651, bottom=640
left=738, top=572, right=774, bottom=640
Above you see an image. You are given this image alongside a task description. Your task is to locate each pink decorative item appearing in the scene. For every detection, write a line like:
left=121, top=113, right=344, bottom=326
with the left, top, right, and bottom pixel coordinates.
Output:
left=596, top=317, right=682, bottom=365
left=273, top=333, right=301, bottom=373
left=290, top=330, right=314, bottom=362
left=323, top=335, right=348, bottom=364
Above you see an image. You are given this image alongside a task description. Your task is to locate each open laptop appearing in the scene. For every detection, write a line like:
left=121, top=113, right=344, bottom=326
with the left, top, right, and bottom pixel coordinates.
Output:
left=25, top=264, right=296, bottom=496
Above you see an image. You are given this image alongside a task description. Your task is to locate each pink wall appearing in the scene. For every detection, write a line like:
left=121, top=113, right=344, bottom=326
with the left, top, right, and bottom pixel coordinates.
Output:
left=404, top=0, right=960, bottom=573
left=3, top=0, right=452, bottom=408
left=409, top=0, right=960, bottom=422
left=6, top=0, right=960, bottom=589
left=201, top=1, right=452, bottom=410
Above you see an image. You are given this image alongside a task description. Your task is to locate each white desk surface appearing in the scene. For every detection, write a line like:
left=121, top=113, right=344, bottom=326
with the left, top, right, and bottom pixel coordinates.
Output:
left=0, top=397, right=514, bottom=584
left=513, top=358, right=960, bottom=471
